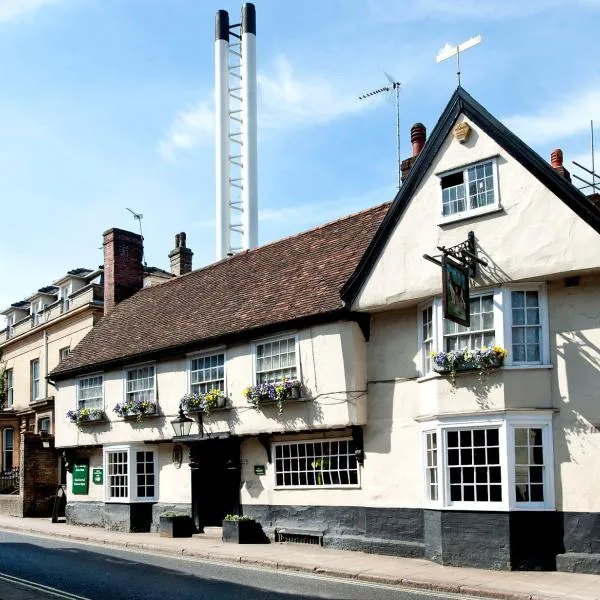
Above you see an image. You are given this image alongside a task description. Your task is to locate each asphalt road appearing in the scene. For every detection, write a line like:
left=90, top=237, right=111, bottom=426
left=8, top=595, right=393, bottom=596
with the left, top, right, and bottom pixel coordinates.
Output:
left=0, top=530, right=483, bottom=600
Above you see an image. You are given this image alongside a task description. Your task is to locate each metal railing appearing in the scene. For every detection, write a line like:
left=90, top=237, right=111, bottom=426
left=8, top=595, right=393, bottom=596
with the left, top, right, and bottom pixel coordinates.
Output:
left=0, top=467, right=20, bottom=494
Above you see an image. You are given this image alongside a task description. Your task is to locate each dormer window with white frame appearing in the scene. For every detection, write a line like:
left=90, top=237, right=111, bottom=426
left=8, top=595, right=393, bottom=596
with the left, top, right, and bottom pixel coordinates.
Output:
left=59, top=284, right=70, bottom=313
left=439, top=158, right=500, bottom=222
left=418, top=284, right=549, bottom=376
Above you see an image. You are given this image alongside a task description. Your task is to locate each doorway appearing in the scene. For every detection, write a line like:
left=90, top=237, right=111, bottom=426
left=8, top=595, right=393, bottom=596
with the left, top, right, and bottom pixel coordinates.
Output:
left=190, top=437, right=241, bottom=531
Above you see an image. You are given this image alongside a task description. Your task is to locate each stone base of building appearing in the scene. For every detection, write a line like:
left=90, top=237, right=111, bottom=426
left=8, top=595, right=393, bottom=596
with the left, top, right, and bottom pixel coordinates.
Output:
left=66, top=501, right=155, bottom=532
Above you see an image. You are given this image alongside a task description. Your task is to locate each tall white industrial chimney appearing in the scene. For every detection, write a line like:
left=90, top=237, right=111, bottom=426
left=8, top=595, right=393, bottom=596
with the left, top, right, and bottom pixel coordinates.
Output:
left=215, top=3, right=258, bottom=260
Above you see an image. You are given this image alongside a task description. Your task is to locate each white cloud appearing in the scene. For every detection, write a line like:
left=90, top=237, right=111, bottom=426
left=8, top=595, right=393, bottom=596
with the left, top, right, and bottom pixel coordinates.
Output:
left=158, top=101, right=214, bottom=161
left=160, top=54, right=375, bottom=160
left=0, top=0, right=65, bottom=22
left=502, top=87, right=600, bottom=146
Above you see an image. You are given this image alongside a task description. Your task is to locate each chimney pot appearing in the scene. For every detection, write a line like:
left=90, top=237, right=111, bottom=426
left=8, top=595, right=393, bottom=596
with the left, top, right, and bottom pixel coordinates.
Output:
left=169, top=231, right=193, bottom=276
left=551, top=148, right=563, bottom=168
left=411, top=123, right=426, bottom=157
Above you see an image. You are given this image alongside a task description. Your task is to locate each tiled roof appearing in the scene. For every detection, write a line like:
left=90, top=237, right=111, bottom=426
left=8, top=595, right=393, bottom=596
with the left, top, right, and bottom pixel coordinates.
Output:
left=51, top=203, right=390, bottom=378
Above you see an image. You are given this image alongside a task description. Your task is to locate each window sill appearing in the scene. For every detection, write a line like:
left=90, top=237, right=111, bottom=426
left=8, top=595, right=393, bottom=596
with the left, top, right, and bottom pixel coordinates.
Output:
left=438, top=204, right=503, bottom=226
left=424, top=504, right=555, bottom=512
left=274, top=485, right=361, bottom=491
left=417, top=364, right=554, bottom=383
left=502, top=364, right=554, bottom=370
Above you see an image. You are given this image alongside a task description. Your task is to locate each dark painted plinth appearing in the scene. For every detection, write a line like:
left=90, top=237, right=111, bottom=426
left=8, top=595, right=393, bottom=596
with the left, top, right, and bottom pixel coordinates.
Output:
left=159, top=515, right=194, bottom=538
left=66, top=502, right=154, bottom=532
left=222, top=519, right=262, bottom=544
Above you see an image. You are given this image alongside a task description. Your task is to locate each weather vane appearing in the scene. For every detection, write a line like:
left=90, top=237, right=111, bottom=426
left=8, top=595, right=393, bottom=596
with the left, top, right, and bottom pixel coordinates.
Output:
left=436, top=35, right=482, bottom=86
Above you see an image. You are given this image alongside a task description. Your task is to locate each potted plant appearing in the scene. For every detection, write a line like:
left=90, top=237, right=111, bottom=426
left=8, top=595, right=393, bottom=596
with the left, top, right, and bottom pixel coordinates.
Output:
left=180, top=390, right=227, bottom=416
left=159, top=511, right=194, bottom=538
left=222, top=514, right=257, bottom=544
left=114, top=398, right=157, bottom=421
left=66, top=408, right=106, bottom=426
left=431, top=346, right=508, bottom=385
left=243, top=379, right=302, bottom=415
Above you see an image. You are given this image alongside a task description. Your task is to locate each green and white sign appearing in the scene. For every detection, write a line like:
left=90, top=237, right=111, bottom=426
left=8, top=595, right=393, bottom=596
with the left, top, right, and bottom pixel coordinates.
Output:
left=92, top=468, right=103, bottom=485
left=72, top=463, right=89, bottom=495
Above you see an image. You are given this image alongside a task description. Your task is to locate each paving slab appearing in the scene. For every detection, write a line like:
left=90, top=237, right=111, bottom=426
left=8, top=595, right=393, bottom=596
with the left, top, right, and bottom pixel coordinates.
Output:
left=0, top=515, right=599, bottom=600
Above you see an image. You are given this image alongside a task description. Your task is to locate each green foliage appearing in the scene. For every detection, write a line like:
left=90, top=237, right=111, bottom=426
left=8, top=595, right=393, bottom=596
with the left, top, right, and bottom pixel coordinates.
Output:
left=223, top=514, right=253, bottom=522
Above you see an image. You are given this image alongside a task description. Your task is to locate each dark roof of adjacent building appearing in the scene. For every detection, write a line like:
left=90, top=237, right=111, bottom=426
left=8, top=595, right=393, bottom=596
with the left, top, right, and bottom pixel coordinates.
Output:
left=341, top=86, right=600, bottom=306
left=51, top=203, right=390, bottom=379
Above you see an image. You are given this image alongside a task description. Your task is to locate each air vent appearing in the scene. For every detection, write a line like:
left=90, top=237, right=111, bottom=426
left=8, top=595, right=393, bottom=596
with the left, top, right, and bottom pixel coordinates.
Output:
left=275, top=528, right=323, bottom=546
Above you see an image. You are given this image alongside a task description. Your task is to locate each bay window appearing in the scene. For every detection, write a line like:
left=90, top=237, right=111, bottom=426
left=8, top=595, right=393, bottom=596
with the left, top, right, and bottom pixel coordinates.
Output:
left=418, top=284, right=549, bottom=375
left=104, top=445, right=158, bottom=502
left=422, top=413, right=554, bottom=510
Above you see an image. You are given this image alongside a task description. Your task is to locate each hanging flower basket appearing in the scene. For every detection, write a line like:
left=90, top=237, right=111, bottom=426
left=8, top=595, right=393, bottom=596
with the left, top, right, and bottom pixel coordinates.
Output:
left=431, top=347, right=507, bottom=385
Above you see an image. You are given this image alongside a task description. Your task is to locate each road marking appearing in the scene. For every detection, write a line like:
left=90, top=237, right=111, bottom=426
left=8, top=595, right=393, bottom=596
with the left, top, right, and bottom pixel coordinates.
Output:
left=0, top=528, right=485, bottom=600
left=0, top=572, right=93, bottom=600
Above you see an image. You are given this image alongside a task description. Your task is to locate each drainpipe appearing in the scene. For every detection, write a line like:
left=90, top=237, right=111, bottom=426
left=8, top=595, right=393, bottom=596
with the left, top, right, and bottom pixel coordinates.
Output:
left=43, top=329, right=48, bottom=398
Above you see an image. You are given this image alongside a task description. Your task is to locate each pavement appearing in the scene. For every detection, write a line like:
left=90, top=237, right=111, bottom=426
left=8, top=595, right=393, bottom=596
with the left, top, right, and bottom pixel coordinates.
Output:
left=0, top=515, right=598, bottom=600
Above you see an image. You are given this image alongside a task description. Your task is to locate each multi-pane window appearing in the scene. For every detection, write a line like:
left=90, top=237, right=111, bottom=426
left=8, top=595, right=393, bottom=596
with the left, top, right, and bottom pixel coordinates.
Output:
left=77, top=375, right=103, bottom=410
left=59, top=347, right=71, bottom=362
left=514, top=428, right=544, bottom=503
left=425, top=432, right=438, bottom=501
left=274, top=439, right=359, bottom=488
left=38, top=417, right=51, bottom=433
left=511, top=291, right=541, bottom=363
left=422, top=306, right=434, bottom=373
left=441, top=160, right=496, bottom=217
left=136, top=451, right=155, bottom=499
left=190, top=353, right=225, bottom=395
left=5, top=369, right=13, bottom=408
left=30, top=359, right=40, bottom=401
left=447, top=428, right=502, bottom=503
left=107, top=451, right=128, bottom=499
left=256, top=337, right=297, bottom=383
left=2, top=429, right=14, bottom=471
left=60, top=285, right=70, bottom=313
left=126, top=365, right=155, bottom=403
left=444, top=295, right=495, bottom=351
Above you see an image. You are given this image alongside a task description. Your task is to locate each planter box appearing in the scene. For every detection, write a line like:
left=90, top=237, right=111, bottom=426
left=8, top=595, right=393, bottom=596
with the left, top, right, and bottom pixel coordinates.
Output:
left=78, top=413, right=106, bottom=425
left=222, top=519, right=258, bottom=544
left=433, top=357, right=503, bottom=375
left=159, top=514, right=194, bottom=538
left=123, top=404, right=157, bottom=420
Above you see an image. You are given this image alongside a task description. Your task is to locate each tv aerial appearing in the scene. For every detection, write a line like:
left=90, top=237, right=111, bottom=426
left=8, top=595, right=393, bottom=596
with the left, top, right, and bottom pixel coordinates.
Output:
left=572, top=120, right=599, bottom=195
left=359, top=72, right=402, bottom=191
left=436, top=35, right=482, bottom=86
left=126, top=207, right=147, bottom=267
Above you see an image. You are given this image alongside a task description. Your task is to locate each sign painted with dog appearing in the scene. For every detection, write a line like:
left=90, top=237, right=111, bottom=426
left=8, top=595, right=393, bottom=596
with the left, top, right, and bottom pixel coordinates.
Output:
left=442, top=256, right=470, bottom=327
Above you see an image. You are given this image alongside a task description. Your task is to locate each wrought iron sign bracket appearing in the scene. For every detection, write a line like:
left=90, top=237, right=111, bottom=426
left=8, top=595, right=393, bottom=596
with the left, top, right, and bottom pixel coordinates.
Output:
left=423, top=231, right=487, bottom=278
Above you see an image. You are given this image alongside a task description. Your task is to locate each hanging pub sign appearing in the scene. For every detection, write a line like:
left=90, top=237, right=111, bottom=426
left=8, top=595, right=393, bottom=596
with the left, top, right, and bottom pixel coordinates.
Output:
left=442, top=255, right=470, bottom=327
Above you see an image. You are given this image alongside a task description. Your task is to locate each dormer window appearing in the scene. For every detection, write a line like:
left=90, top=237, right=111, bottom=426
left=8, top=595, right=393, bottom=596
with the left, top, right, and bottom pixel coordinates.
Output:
left=440, top=159, right=499, bottom=220
left=60, top=285, right=70, bottom=313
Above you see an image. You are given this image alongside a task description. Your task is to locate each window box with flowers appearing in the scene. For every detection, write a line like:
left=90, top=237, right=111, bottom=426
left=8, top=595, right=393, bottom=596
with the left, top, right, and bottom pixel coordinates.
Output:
left=113, top=398, right=157, bottom=421
left=66, top=408, right=106, bottom=426
left=180, top=389, right=227, bottom=415
left=431, top=346, right=508, bottom=385
left=243, top=380, right=302, bottom=415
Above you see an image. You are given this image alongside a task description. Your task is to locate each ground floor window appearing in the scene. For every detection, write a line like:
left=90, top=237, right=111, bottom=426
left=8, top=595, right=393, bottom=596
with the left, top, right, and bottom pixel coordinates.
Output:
left=273, top=438, right=359, bottom=488
left=422, top=413, right=554, bottom=511
left=2, top=429, right=14, bottom=471
left=103, top=445, right=157, bottom=502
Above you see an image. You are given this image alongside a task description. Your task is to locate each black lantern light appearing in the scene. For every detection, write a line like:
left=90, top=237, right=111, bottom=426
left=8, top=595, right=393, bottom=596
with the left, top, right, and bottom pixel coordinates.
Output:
left=171, top=406, right=193, bottom=438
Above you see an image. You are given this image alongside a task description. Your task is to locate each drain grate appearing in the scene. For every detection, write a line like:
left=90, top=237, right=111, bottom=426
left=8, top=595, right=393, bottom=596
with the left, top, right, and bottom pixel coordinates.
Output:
left=275, top=528, right=324, bottom=546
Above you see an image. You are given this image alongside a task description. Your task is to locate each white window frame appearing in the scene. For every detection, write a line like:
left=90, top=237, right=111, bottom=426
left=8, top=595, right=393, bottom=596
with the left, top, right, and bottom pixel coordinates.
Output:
left=5, top=369, right=13, bottom=408
left=59, top=347, right=71, bottom=362
left=437, top=157, right=501, bottom=225
left=417, top=284, right=549, bottom=376
left=59, top=284, right=71, bottom=313
left=421, top=412, right=555, bottom=511
left=103, top=444, right=158, bottom=503
left=272, top=437, right=361, bottom=490
left=123, top=363, right=157, bottom=404
left=76, top=373, right=104, bottom=411
left=2, top=428, right=14, bottom=471
left=187, top=348, right=227, bottom=396
left=252, top=333, right=300, bottom=385
left=30, top=359, right=40, bottom=401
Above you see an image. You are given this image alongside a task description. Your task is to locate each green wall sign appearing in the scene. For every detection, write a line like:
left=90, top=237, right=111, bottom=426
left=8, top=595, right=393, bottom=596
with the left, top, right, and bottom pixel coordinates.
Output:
left=92, top=468, right=103, bottom=485
left=72, top=463, right=89, bottom=495
left=254, top=465, right=266, bottom=476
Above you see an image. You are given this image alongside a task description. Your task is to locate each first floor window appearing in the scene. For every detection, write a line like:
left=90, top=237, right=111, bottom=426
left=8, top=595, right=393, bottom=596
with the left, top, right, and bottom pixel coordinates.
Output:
left=30, top=359, right=40, bottom=401
left=126, top=365, right=155, bottom=403
left=5, top=369, right=13, bottom=408
left=104, top=446, right=157, bottom=502
left=77, top=374, right=103, bottom=410
left=444, top=294, right=495, bottom=351
left=511, top=291, right=541, bottom=363
left=422, top=306, right=434, bottom=373
left=59, top=347, right=71, bottom=362
left=255, top=336, right=297, bottom=383
left=3, top=428, right=14, bottom=471
left=274, top=439, right=359, bottom=488
left=190, top=353, right=225, bottom=395
left=38, top=417, right=51, bottom=434
left=422, top=415, right=554, bottom=510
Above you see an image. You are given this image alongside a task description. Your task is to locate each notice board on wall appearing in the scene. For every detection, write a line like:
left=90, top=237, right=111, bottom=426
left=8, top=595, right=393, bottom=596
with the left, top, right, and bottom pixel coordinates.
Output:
left=72, top=463, right=89, bottom=495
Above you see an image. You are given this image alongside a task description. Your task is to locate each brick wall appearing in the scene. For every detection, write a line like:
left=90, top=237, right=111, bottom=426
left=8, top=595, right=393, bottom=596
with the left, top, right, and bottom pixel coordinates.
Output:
left=21, top=432, right=58, bottom=517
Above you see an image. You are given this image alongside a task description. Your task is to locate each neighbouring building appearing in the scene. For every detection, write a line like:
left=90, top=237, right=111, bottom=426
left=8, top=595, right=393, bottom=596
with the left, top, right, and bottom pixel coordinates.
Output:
left=50, top=87, right=600, bottom=573
left=0, top=242, right=174, bottom=517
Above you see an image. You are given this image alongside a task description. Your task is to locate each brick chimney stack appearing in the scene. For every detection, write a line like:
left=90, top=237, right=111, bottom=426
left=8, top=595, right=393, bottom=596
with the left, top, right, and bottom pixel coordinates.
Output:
left=103, top=228, right=144, bottom=315
left=401, top=123, right=427, bottom=182
left=551, top=148, right=571, bottom=182
left=168, top=232, right=193, bottom=276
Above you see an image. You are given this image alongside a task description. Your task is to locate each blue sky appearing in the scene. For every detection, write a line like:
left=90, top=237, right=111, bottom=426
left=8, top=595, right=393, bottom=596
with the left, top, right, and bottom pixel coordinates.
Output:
left=1, top=0, right=600, bottom=325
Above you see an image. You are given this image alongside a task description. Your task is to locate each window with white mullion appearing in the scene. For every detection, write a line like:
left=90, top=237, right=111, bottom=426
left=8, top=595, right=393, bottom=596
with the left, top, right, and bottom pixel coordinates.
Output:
left=444, top=294, right=495, bottom=352
left=107, top=450, right=129, bottom=499
left=440, top=160, right=497, bottom=218
left=135, top=450, right=155, bottom=500
left=126, top=365, right=155, bottom=403
left=511, top=291, right=541, bottom=363
left=5, top=369, right=13, bottom=408
left=467, top=161, right=495, bottom=210
left=425, top=431, right=439, bottom=501
left=422, top=306, right=434, bottom=374
left=514, top=427, right=545, bottom=503
left=190, top=353, right=225, bottom=395
left=77, top=375, right=103, bottom=410
left=3, top=428, right=14, bottom=471
left=30, top=359, right=40, bottom=401
left=256, top=336, right=297, bottom=384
